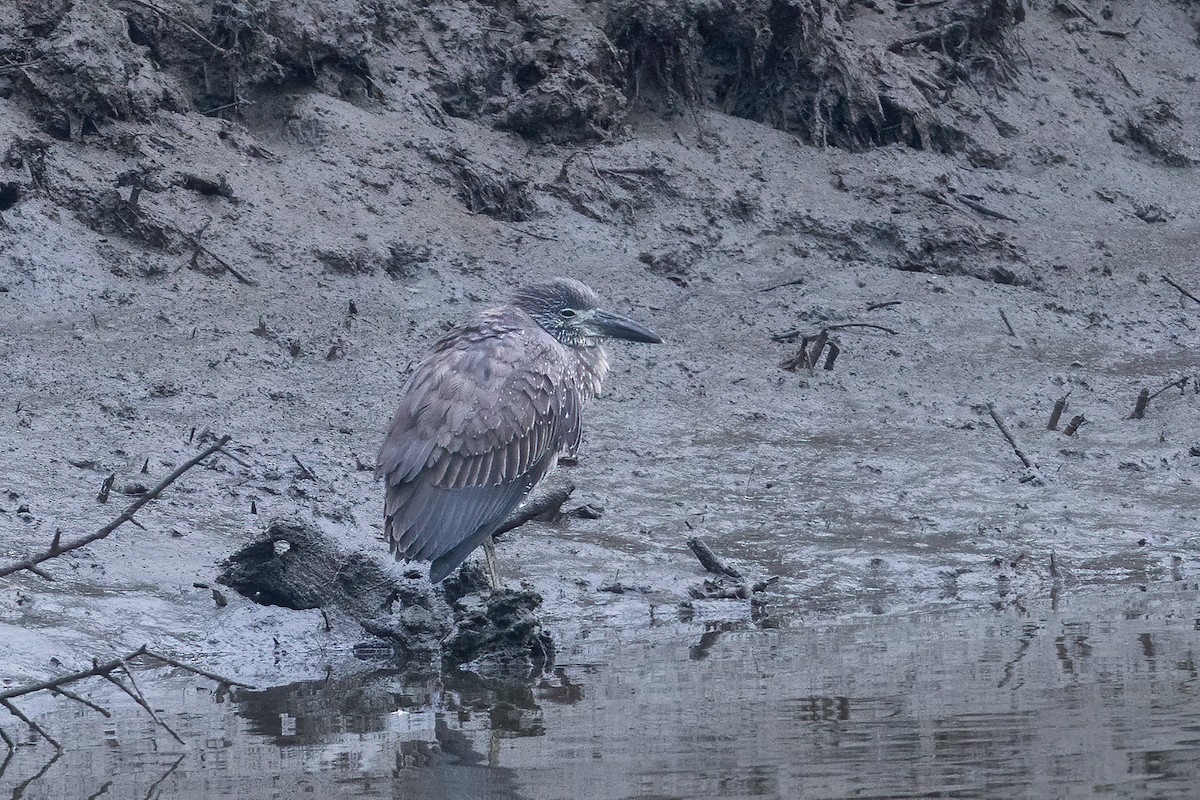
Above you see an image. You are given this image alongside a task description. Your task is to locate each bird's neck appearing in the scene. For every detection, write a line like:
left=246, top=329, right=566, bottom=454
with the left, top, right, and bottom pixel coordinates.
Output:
left=573, top=344, right=609, bottom=398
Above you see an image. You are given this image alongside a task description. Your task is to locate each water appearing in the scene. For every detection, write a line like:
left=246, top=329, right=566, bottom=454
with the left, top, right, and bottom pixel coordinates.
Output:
left=2, top=584, right=1199, bottom=799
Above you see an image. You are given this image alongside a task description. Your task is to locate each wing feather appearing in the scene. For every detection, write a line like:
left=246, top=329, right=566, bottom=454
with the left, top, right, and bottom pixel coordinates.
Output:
left=377, top=321, right=586, bottom=579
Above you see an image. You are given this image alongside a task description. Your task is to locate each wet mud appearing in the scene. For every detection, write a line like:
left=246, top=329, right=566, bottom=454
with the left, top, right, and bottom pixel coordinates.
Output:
left=3, top=0, right=1200, bottom=796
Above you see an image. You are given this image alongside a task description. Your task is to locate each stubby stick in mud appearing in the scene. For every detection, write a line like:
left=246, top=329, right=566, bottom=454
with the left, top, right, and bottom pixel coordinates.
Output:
left=376, top=278, right=662, bottom=584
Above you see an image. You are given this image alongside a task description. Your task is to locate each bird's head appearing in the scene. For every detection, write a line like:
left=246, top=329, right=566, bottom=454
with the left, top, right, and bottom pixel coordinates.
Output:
left=513, top=277, right=663, bottom=348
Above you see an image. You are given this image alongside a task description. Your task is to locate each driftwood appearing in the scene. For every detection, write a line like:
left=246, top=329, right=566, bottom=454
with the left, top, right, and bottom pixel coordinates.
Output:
left=687, top=537, right=743, bottom=579
left=218, top=482, right=574, bottom=671
left=986, top=404, right=1047, bottom=485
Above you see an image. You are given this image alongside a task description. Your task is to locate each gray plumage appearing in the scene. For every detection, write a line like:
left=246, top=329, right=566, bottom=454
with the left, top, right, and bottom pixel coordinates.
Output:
left=377, top=278, right=662, bottom=583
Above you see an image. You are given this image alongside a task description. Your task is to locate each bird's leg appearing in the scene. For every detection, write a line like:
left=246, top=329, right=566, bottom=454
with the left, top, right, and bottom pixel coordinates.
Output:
left=482, top=537, right=501, bottom=590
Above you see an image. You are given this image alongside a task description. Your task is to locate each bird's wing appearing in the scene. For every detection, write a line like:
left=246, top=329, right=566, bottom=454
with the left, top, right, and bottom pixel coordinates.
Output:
left=377, top=329, right=578, bottom=578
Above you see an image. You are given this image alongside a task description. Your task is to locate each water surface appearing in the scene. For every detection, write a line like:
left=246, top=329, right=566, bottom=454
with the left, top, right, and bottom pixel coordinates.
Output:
left=2, top=585, right=1198, bottom=799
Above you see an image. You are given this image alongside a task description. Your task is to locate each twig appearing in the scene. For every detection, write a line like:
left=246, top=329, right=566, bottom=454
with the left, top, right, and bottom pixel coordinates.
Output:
left=773, top=322, right=899, bottom=342
left=0, top=646, right=252, bottom=752
left=998, top=309, right=1018, bottom=337
left=144, top=753, right=186, bottom=798
left=102, top=667, right=184, bottom=745
left=9, top=750, right=61, bottom=796
left=759, top=278, right=805, bottom=293
left=290, top=454, right=318, bottom=481
left=189, top=237, right=257, bottom=286
left=865, top=300, right=901, bottom=311
left=48, top=686, right=111, bottom=717
left=138, top=648, right=254, bottom=688
left=955, top=194, right=1019, bottom=222
left=1161, top=274, right=1200, bottom=306
left=493, top=482, right=575, bottom=539
left=115, top=0, right=230, bottom=55
left=1, top=699, right=61, bottom=750
left=1149, top=376, right=1190, bottom=399
left=986, top=404, right=1047, bottom=485
left=0, top=437, right=231, bottom=579
left=686, top=537, right=743, bottom=579
left=493, top=218, right=559, bottom=242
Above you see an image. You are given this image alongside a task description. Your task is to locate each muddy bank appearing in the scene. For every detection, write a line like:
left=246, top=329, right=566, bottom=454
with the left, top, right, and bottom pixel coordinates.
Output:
left=1, top=0, right=1199, bottom=750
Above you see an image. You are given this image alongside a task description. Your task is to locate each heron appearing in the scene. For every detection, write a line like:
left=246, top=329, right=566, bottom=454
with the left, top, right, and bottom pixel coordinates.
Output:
left=376, top=277, right=662, bottom=584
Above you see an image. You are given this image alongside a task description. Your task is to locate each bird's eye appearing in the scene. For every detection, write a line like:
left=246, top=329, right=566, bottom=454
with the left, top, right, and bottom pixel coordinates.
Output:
left=560, top=308, right=576, bottom=318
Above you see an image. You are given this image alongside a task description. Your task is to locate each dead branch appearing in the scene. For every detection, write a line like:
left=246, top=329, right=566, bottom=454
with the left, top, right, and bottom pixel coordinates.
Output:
left=686, top=537, right=743, bottom=579
left=999, top=309, right=1018, bottom=337
left=101, top=667, right=184, bottom=745
left=187, top=221, right=257, bottom=286
left=0, top=436, right=231, bottom=579
left=759, top=277, right=805, bottom=293
left=986, top=404, right=1047, bottom=485
left=955, top=194, right=1018, bottom=222
left=774, top=322, right=899, bottom=343
left=1, top=699, right=61, bottom=750
left=1149, top=376, right=1190, bottom=399
left=1161, top=274, right=1200, bottom=306
left=0, top=646, right=252, bottom=754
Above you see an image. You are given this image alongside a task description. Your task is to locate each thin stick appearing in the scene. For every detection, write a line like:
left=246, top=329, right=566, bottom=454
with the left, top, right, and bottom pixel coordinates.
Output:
left=144, top=753, right=187, bottom=799
left=999, top=309, right=1017, bottom=337
left=141, top=648, right=255, bottom=689
left=1162, top=274, right=1200, bottom=305
left=956, top=194, right=1018, bottom=222
left=1, top=699, right=61, bottom=750
left=0, top=437, right=230, bottom=579
left=1149, top=376, right=1190, bottom=399
left=0, top=647, right=148, bottom=702
left=986, top=404, right=1047, bottom=485
left=48, top=686, right=112, bottom=717
left=291, top=454, right=317, bottom=481
left=772, top=321, right=899, bottom=342
left=192, top=242, right=257, bottom=286
left=100, top=672, right=184, bottom=745
left=759, top=278, right=805, bottom=293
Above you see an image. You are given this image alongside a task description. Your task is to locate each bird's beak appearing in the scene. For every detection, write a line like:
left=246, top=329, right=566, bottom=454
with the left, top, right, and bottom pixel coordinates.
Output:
left=590, top=308, right=663, bottom=343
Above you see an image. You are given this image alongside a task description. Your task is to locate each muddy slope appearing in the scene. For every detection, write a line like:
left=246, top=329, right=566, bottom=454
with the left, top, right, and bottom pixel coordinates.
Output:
left=2, top=0, right=1199, bottom=683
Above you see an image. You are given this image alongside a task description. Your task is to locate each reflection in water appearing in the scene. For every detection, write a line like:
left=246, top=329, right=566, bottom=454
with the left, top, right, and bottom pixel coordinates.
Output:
left=3, top=587, right=1200, bottom=799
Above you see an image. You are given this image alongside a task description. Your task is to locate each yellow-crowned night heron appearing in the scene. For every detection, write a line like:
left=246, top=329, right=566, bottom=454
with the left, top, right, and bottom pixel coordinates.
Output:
left=377, top=278, right=662, bottom=583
